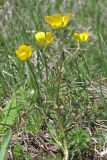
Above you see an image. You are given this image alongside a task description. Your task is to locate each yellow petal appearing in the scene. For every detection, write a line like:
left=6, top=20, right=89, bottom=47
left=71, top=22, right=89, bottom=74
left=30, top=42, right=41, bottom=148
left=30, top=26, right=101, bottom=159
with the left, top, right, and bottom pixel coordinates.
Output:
left=26, top=48, right=32, bottom=58
left=18, top=44, right=28, bottom=51
left=62, top=13, right=71, bottom=27
left=45, top=32, right=53, bottom=45
left=16, top=44, right=32, bottom=60
left=35, top=32, right=46, bottom=45
left=35, top=32, right=53, bottom=46
left=80, top=32, right=89, bottom=42
left=44, top=16, right=53, bottom=26
left=74, top=32, right=89, bottom=42
left=73, top=33, right=81, bottom=42
left=16, top=50, right=28, bottom=60
left=44, top=13, right=62, bottom=29
left=18, top=52, right=28, bottom=60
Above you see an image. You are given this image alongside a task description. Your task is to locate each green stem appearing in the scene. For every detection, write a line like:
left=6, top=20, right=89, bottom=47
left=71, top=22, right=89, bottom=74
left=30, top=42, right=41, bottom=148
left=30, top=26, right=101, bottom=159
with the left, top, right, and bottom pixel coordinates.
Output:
left=55, top=29, right=68, bottom=160
left=80, top=46, right=90, bottom=80
left=27, top=60, right=41, bottom=105
left=56, top=106, right=68, bottom=160
left=44, top=53, right=48, bottom=82
left=75, top=58, right=82, bottom=82
left=56, top=29, right=64, bottom=103
left=56, top=54, right=63, bottom=104
left=39, top=48, right=48, bottom=82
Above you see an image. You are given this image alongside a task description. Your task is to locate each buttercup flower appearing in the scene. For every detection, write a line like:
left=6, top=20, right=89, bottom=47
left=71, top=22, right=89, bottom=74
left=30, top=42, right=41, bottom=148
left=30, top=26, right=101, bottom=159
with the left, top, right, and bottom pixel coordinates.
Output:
left=73, top=32, right=89, bottom=42
left=35, top=32, right=53, bottom=46
left=16, top=44, right=32, bottom=60
left=44, top=13, right=71, bottom=29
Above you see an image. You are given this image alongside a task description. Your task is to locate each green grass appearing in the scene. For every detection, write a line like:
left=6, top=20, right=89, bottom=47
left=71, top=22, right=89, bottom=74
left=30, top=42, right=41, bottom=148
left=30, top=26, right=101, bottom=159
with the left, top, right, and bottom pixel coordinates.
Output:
left=0, top=0, right=107, bottom=159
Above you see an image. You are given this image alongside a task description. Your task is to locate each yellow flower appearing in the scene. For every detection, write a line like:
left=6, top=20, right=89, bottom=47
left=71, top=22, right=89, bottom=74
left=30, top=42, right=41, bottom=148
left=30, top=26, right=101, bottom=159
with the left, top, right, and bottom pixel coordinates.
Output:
left=44, top=13, right=71, bottom=29
left=73, top=32, right=89, bottom=42
left=16, top=44, right=32, bottom=60
left=35, top=32, right=53, bottom=46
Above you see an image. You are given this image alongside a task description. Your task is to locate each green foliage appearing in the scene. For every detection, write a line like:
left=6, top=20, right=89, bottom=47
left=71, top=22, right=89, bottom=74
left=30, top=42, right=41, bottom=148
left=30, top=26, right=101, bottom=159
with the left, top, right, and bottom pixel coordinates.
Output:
left=25, top=108, right=43, bottom=134
left=0, top=0, right=6, bottom=6
left=0, top=87, right=26, bottom=133
left=0, top=0, right=107, bottom=159
left=0, top=128, right=12, bottom=160
left=0, top=34, right=5, bottom=47
left=44, top=154, right=62, bottom=160
left=54, top=0, right=63, bottom=10
left=68, top=129, right=90, bottom=155
left=13, top=142, right=23, bottom=159
left=27, top=154, right=33, bottom=160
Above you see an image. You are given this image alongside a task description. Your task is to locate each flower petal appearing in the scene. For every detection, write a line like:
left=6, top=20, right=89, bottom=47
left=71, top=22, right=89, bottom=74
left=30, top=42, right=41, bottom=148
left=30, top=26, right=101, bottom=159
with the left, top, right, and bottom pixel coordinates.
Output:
left=62, top=13, right=71, bottom=27
left=73, top=33, right=81, bottom=42
left=35, top=32, right=46, bottom=45
left=45, top=32, right=54, bottom=45
left=44, top=13, right=62, bottom=29
left=74, top=32, right=89, bottom=42
left=16, top=44, right=32, bottom=60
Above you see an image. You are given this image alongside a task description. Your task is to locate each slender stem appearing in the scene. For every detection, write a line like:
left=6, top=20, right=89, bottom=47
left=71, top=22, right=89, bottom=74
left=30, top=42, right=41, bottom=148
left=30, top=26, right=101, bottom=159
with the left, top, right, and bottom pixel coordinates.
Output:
left=56, top=106, right=68, bottom=160
left=56, top=54, right=63, bottom=104
left=80, top=45, right=91, bottom=81
left=39, top=47, right=48, bottom=82
left=55, top=29, right=68, bottom=160
left=56, top=107, right=65, bottom=138
left=75, top=58, right=82, bottom=82
left=56, top=29, right=63, bottom=103
left=44, top=52, right=48, bottom=82
left=56, top=42, right=80, bottom=159
left=27, top=60, right=41, bottom=105
left=63, top=143, right=69, bottom=160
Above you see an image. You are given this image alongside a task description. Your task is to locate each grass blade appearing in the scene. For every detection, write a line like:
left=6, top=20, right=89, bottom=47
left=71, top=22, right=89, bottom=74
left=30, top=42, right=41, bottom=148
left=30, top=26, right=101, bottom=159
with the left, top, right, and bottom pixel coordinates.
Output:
left=0, top=128, right=12, bottom=160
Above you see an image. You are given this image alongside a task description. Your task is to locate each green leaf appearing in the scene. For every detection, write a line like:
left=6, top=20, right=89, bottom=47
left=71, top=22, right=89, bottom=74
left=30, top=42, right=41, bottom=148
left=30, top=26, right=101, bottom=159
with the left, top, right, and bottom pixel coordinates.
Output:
left=25, top=109, right=43, bottom=134
left=0, top=128, right=12, bottom=160
left=0, top=87, right=26, bottom=133
left=13, top=142, right=23, bottom=158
